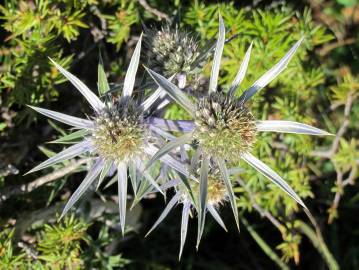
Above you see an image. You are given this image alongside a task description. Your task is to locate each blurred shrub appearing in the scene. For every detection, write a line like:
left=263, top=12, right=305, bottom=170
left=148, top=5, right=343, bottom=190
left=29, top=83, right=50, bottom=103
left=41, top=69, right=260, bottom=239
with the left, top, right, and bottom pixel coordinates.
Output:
left=0, top=216, right=129, bottom=269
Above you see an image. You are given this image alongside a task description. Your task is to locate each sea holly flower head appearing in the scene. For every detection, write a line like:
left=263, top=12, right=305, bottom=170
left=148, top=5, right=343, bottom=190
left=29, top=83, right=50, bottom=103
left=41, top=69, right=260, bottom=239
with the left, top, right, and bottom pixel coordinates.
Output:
left=92, top=97, right=147, bottom=162
left=143, top=23, right=216, bottom=89
left=182, top=161, right=228, bottom=208
left=144, top=24, right=201, bottom=77
left=189, top=171, right=227, bottom=207
left=194, top=92, right=257, bottom=162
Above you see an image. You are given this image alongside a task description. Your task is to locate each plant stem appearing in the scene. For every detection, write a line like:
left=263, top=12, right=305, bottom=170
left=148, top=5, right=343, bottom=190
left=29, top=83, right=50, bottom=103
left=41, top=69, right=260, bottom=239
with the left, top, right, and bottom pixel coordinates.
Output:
left=242, top=217, right=290, bottom=270
left=297, top=221, right=339, bottom=270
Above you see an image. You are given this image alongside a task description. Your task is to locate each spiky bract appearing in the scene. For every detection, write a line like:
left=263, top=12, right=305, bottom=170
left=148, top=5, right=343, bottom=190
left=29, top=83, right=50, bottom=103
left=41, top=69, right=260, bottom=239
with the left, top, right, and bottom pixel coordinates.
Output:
left=144, top=24, right=200, bottom=77
left=92, top=98, right=146, bottom=162
left=193, top=92, right=257, bottom=162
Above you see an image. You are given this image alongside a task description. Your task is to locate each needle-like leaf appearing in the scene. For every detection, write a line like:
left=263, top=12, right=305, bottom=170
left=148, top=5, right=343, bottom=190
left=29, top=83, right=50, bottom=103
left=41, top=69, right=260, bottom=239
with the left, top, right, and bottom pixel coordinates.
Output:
left=141, top=75, right=176, bottom=112
left=256, top=120, right=332, bottom=136
left=160, top=178, right=181, bottom=191
left=216, top=158, right=240, bottom=230
left=228, top=42, right=253, bottom=96
left=207, top=204, right=227, bottom=231
left=122, top=34, right=143, bottom=98
left=117, top=162, right=128, bottom=236
left=196, top=156, right=209, bottom=249
left=104, top=174, right=117, bottom=190
left=49, top=129, right=90, bottom=144
left=179, top=201, right=191, bottom=260
left=131, top=177, right=154, bottom=209
left=241, top=152, right=307, bottom=208
left=60, top=158, right=103, bottom=218
left=135, top=159, right=164, bottom=195
left=49, top=58, right=105, bottom=111
left=28, top=106, right=93, bottom=129
left=129, top=160, right=138, bottom=195
left=146, top=117, right=196, bottom=133
left=190, top=38, right=216, bottom=71
left=145, top=193, right=180, bottom=237
left=144, top=144, right=193, bottom=179
left=26, top=141, right=92, bottom=174
left=238, top=37, right=304, bottom=103
left=209, top=14, right=225, bottom=93
left=145, top=68, right=195, bottom=115
left=96, top=160, right=113, bottom=190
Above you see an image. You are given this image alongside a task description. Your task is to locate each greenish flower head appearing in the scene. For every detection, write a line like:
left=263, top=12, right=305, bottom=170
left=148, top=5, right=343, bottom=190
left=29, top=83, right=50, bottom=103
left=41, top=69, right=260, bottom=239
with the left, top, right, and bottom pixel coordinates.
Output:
left=181, top=168, right=227, bottom=207
left=145, top=24, right=201, bottom=77
left=193, top=92, right=257, bottom=162
left=198, top=174, right=227, bottom=207
left=92, top=98, right=146, bottom=163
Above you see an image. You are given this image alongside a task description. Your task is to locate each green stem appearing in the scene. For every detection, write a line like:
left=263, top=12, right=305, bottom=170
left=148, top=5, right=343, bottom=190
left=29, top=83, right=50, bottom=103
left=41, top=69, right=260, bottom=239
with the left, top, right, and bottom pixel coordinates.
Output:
left=297, top=221, right=339, bottom=270
left=242, top=218, right=290, bottom=270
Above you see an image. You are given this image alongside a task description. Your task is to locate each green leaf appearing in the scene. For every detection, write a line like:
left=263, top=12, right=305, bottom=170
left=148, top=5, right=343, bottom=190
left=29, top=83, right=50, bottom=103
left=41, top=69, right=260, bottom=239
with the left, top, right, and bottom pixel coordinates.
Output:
left=97, top=52, right=110, bottom=96
left=336, top=0, right=357, bottom=7
left=131, top=177, right=154, bottom=209
left=49, top=129, right=90, bottom=144
left=0, top=123, right=7, bottom=131
left=96, top=161, right=113, bottom=190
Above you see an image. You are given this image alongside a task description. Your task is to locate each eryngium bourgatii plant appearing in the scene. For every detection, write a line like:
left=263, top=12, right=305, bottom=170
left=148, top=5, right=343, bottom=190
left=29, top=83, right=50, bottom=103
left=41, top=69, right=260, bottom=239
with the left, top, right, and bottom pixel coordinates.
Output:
left=26, top=34, right=190, bottom=234
left=145, top=15, right=332, bottom=247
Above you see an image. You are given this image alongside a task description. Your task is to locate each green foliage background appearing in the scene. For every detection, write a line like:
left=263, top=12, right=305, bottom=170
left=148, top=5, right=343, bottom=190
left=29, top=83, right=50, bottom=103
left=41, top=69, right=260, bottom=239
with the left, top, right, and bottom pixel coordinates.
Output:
left=1, top=0, right=358, bottom=269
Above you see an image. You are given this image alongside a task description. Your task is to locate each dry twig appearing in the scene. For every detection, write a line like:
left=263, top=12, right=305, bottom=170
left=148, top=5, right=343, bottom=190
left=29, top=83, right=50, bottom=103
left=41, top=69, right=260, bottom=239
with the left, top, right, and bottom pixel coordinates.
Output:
left=310, top=93, right=357, bottom=222
left=138, top=0, right=170, bottom=22
left=311, top=93, right=353, bottom=158
left=0, top=158, right=90, bottom=203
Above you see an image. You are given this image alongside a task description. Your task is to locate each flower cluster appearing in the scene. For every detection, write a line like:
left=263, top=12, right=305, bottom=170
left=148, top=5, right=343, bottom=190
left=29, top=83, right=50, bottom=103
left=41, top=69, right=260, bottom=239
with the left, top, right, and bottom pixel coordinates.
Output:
left=28, top=14, right=331, bottom=258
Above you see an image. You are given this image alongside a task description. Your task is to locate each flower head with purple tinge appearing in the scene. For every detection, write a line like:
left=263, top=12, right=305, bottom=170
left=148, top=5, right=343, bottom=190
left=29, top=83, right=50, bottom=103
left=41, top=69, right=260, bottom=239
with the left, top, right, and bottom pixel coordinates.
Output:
left=145, top=15, right=332, bottom=252
left=26, top=34, right=190, bottom=235
left=143, top=23, right=215, bottom=89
